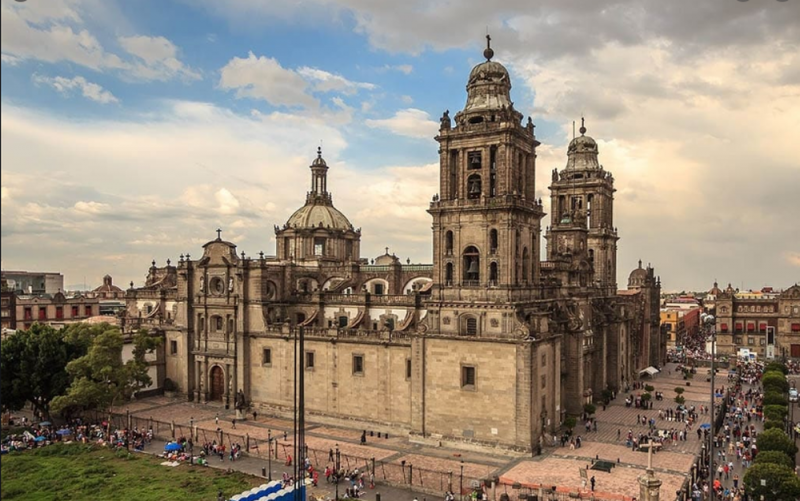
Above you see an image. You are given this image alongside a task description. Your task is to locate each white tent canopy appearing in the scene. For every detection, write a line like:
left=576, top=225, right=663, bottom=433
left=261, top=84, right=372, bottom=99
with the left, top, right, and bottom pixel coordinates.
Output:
left=639, top=366, right=660, bottom=376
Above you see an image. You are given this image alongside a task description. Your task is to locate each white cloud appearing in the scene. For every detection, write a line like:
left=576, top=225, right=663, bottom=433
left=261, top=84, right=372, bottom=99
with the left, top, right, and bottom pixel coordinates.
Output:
left=32, top=74, right=118, bottom=104
left=365, top=108, right=438, bottom=139
left=219, top=52, right=317, bottom=108
left=296, top=67, right=375, bottom=94
left=1, top=2, right=197, bottom=82
left=1, top=54, right=20, bottom=65
left=118, top=35, right=201, bottom=81
left=380, top=64, right=413, bottom=75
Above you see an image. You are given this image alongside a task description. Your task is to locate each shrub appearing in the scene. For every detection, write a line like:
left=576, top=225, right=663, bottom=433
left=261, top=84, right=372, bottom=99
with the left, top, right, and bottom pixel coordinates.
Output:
left=764, top=420, right=784, bottom=431
left=584, top=404, right=597, bottom=416
left=601, top=389, right=613, bottom=404
left=765, top=362, right=788, bottom=375
left=743, top=463, right=800, bottom=501
left=675, top=395, right=685, bottom=405
left=564, top=416, right=577, bottom=431
left=641, top=392, right=652, bottom=402
left=674, top=387, right=685, bottom=395
left=645, top=385, right=655, bottom=392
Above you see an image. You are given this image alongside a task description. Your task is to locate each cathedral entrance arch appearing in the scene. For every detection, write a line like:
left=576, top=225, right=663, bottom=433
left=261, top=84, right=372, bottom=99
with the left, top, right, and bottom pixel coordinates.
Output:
left=209, top=365, right=225, bottom=401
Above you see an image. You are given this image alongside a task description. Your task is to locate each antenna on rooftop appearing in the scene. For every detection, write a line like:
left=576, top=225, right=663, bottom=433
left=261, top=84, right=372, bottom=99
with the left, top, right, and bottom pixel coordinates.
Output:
left=572, top=121, right=576, bottom=139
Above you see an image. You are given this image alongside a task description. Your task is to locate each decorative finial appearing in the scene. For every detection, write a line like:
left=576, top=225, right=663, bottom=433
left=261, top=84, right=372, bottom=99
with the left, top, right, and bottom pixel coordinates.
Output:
left=216, top=228, right=222, bottom=240
left=130, top=281, right=134, bottom=289
left=638, top=259, right=642, bottom=269
left=259, top=251, right=264, bottom=259
left=317, top=146, right=322, bottom=159
left=152, top=259, right=156, bottom=267
left=483, top=34, right=494, bottom=61
left=167, top=258, right=171, bottom=266
left=385, top=247, right=389, bottom=255
left=579, top=117, right=586, bottom=136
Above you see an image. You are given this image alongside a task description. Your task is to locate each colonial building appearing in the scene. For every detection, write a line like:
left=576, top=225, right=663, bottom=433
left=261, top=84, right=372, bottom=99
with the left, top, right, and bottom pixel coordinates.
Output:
left=124, top=40, right=662, bottom=453
left=714, top=283, right=800, bottom=359
left=14, top=292, right=100, bottom=331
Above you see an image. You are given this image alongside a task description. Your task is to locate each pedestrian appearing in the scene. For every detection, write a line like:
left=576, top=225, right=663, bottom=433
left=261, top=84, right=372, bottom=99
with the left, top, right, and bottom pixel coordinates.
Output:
left=329, top=448, right=334, bottom=462
left=253, top=410, right=258, bottom=421
left=361, top=430, right=367, bottom=445
left=215, top=414, right=219, bottom=425
left=590, top=476, right=595, bottom=492
left=232, top=418, right=236, bottom=429
left=617, top=429, right=621, bottom=440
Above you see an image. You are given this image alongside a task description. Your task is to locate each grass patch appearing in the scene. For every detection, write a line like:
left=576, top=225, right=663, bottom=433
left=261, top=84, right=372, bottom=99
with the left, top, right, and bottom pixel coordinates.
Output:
left=1, top=443, right=261, bottom=501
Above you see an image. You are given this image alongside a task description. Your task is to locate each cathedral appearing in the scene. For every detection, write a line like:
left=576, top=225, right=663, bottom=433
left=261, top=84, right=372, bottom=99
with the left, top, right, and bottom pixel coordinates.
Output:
left=125, top=40, right=663, bottom=453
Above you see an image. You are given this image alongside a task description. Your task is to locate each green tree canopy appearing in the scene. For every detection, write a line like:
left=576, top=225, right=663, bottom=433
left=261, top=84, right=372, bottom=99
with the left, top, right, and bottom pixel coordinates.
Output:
left=743, top=463, right=800, bottom=501
left=754, top=450, right=795, bottom=470
left=0, top=323, right=97, bottom=420
left=762, top=372, right=788, bottom=394
left=51, top=328, right=161, bottom=418
left=583, top=404, right=596, bottom=416
left=763, top=391, right=788, bottom=407
left=756, top=428, right=798, bottom=458
left=764, top=362, right=788, bottom=375
left=763, top=405, right=788, bottom=422
left=563, top=416, right=577, bottom=431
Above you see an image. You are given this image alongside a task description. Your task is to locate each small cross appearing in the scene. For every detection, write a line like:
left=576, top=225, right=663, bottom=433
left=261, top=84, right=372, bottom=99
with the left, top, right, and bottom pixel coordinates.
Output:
left=385, top=247, right=389, bottom=255
left=486, top=33, right=491, bottom=50
left=216, top=228, right=222, bottom=239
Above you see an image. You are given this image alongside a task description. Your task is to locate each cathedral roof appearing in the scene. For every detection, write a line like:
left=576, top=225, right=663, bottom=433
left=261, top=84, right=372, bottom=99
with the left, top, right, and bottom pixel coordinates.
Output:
left=286, top=203, right=353, bottom=231
left=462, top=36, right=513, bottom=114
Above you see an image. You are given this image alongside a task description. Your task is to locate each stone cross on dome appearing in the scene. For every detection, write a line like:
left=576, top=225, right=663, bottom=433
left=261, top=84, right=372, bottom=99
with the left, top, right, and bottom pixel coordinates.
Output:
left=484, top=33, right=494, bottom=61
left=216, top=228, right=222, bottom=240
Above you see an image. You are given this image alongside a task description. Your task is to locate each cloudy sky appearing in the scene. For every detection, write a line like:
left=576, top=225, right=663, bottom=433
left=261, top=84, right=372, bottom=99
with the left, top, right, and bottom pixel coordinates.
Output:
left=1, top=0, right=798, bottom=292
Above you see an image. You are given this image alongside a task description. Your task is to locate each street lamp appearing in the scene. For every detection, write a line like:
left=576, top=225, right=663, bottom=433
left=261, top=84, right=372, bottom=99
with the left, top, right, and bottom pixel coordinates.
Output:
left=335, top=443, right=341, bottom=501
left=267, top=429, right=272, bottom=481
left=460, top=460, right=464, bottom=501
left=701, top=313, right=716, bottom=501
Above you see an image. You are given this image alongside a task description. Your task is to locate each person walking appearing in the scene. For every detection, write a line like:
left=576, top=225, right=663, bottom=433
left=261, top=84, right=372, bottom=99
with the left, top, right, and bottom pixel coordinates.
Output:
left=232, top=418, right=236, bottom=429
left=590, top=476, right=596, bottom=492
left=360, top=430, right=367, bottom=445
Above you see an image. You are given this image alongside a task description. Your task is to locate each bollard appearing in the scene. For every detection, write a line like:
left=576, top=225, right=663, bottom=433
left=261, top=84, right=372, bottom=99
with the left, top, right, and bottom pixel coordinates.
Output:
left=376, top=494, right=381, bottom=501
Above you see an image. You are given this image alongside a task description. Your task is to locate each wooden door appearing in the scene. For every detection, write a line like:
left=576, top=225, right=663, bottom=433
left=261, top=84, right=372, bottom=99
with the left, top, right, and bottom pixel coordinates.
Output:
left=791, top=344, right=800, bottom=358
left=210, top=366, right=224, bottom=401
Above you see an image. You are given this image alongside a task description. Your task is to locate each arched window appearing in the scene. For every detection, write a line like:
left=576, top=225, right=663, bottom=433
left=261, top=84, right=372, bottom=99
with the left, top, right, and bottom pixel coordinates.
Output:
left=522, top=247, right=530, bottom=284
left=588, top=249, right=595, bottom=265
left=198, top=315, right=205, bottom=333
left=212, top=316, right=223, bottom=332
left=228, top=318, right=234, bottom=333
left=445, top=231, right=454, bottom=255
left=489, top=262, right=498, bottom=286
left=467, top=174, right=481, bottom=199
left=463, top=246, right=480, bottom=285
left=296, top=312, right=306, bottom=325
left=338, top=315, right=348, bottom=328
left=445, top=262, right=454, bottom=285
left=489, top=229, right=498, bottom=254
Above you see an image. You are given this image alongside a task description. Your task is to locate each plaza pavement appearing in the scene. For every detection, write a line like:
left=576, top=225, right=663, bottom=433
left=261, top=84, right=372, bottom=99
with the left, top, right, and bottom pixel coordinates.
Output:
left=116, top=363, right=724, bottom=500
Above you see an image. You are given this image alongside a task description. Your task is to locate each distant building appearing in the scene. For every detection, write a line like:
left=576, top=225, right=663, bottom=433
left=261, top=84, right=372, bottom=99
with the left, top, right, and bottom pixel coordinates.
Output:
left=660, top=305, right=701, bottom=348
left=1, top=279, right=16, bottom=332
left=14, top=292, right=100, bottom=331
left=0, top=270, right=64, bottom=295
left=715, top=283, right=800, bottom=359
left=92, top=274, right=127, bottom=316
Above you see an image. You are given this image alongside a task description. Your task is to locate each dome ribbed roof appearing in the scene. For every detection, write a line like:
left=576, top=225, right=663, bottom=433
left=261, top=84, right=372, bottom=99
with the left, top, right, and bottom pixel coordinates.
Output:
left=286, top=203, right=353, bottom=231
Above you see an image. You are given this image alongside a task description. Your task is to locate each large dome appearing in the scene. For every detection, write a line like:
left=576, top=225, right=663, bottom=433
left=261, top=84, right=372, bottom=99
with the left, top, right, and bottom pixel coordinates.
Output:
left=286, top=203, right=353, bottom=231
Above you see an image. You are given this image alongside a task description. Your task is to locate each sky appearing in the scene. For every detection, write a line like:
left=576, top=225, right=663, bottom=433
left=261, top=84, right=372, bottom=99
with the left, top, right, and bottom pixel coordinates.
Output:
left=1, top=0, right=799, bottom=293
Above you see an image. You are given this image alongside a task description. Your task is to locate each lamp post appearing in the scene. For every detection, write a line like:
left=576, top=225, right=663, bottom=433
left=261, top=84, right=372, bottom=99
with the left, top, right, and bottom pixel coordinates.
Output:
left=267, top=429, right=272, bottom=481
left=702, top=313, right=716, bottom=501
left=335, top=443, right=341, bottom=501
left=460, top=460, right=464, bottom=501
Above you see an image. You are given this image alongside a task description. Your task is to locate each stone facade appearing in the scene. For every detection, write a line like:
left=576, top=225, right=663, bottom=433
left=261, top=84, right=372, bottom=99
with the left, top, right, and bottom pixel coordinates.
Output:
left=714, top=283, right=800, bottom=359
left=124, top=40, right=663, bottom=453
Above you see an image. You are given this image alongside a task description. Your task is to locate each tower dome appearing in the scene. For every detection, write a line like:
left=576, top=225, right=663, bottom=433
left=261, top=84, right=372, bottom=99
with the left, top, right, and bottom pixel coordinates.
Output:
left=565, top=118, right=600, bottom=170
left=462, top=35, right=514, bottom=116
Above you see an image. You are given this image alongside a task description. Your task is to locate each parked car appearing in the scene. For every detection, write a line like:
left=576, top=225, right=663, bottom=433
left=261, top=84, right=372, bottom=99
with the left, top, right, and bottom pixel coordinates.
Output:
left=789, top=388, right=798, bottom=403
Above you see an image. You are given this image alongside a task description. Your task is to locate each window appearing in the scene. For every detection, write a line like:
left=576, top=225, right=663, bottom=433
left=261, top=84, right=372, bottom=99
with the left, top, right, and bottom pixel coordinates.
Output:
left=38, top=308, right=46, bottom=320
left=385, top=317, right=395, bottom=331
left=747, top=323, right=755, bottom=332
left=461, top=365, right=476, bottom=389
left=467, top=174, right=482, bottom=199
left=338, top=316, right=348, bottom=328
left=24, top=307, right=32, bottom=320
left=71, top=306, right=79, bottom=317
left=56, top=306, right=63, bottom=320
left=85, top=305, right=92, bottom=316
left=734, top=337, right=742, bottom=345
left=759, top=338, right=765, bottom=346
left=464, top=317, right=478, bottom=336
left=445, top=262, right=454, bottom=285
left=541, top=375, right=547, bottom=389
left=305, top=351, right=315, bottom=370
left=489, top=262, right=498, bottom=285
left=720, top=323, right=729, bottom=333
left=748, top=337, right=755, bottom=346
left=170, top=340, right=178, bottom=355
left=262, top=348, right=272, bottom=366
left=445, top=231, right=454, bottom=255
left=314, top=237, right=325, bottom=256
left=489, top=229, right=498, bottom=254
left=352, top=355, right=364, bottom=375
left=467, top=151, right=482, bottom=169
left=792, top=323, right=800, bottom=332
left=463, top=246, right=480, bottom=284
left=406, top=359, right=412, bottom=380
left=373, top=283, right=384, bottom=295
left=541, top=354, right=547, bottom=367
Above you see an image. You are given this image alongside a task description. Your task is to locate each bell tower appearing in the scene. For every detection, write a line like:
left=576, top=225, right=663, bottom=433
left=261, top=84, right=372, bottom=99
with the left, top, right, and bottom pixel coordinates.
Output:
left=428, top=36, right=544, bottom=302
left=546, top=119, right=618, bottom=294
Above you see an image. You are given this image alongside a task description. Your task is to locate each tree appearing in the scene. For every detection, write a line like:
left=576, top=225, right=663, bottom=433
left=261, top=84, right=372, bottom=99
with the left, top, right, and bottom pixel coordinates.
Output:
left=762, top=372, right=788, bottom=394
left=0, top=323, right=93, bottom=420
left=641, top=392, right=652, bottom=402
left=675, top=395, right=686, bottom=405
left=763, top=420, right=784, bottom=431
left=765, top=362, right=788, bottom=375
left=674, top=387, right=685, bottom=395
left=51, top=328, right=161, bottom=420
left=601, top=389, right=613, bottom=404
left=763, top=391, right=788, bottom=407
left=563, top=416, right=577, bottom=432
left=743, top=463, right=800, bottom=501
left=644, top=385, right=654, bottom=393
left=583, top=404, right=596, bottom=416
left=756, top=428, right=798, bottom=458
left=763, top=405, right=788, bottom=422
left=754, top=450, right=795, bottom=470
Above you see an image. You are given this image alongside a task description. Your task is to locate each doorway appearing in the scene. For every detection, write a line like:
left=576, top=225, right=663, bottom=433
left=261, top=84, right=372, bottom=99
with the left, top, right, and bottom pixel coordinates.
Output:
left=210, top=365, right=225, bottom=401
